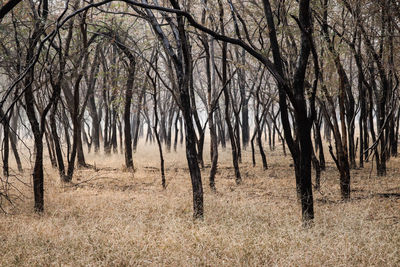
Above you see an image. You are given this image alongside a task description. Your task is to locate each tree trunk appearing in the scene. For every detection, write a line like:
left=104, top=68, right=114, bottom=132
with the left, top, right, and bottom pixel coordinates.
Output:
left=149, top=77, right=166, bottom=188
left=219, top=1, right=241, bottom=184
left=50, top=104, right=67, bottom=182
left=263, top=0, right=314, bottom=223
left=32, top=137, right=44, bottom=212
left=173, top=110, right=180, bottom=152
left=201, top=17, right=218, bottom=190
left=76, top=123, right=86, bottom=167
left=44, top=129, right=57, bottom=168
left=133, top=87, right=145, bottom=152
left=124, top=60, right=135, bottom=170
left=2, top=116, right=9, bottom=177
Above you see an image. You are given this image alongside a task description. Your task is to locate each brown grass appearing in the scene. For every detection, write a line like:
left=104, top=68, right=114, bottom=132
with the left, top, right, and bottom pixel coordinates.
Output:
left=0, top=142, right=399, bottom=266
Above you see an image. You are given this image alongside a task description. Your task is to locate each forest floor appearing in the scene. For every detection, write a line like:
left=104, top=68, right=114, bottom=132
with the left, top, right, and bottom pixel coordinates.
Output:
left=0, top=142, right=399, bottom=266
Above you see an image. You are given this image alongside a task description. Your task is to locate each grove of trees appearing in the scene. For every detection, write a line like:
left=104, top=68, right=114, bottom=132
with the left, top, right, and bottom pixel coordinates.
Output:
left=0, top=0, right=399, bottom=226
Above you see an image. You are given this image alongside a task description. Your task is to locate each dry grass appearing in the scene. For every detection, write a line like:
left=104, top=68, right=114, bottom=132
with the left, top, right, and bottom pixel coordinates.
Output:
left=0, top=142, right=399, bottom=266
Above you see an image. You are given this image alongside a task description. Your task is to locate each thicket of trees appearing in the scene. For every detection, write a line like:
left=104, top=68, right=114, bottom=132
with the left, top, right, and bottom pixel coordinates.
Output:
left=0, top=0, right=399, bottom=225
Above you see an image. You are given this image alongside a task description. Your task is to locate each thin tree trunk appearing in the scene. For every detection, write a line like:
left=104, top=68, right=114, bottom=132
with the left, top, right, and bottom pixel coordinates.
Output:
left=2, top=115, right=9, bottom=177
left=219, top=0, right=241, bottom=184
left=133, top=87, right=145, bottom=152
left=50, top=104, right=67, bottom=181
left=149, top=76, right=166, bottom=188
left=9, top=119, right=23, bottom=172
